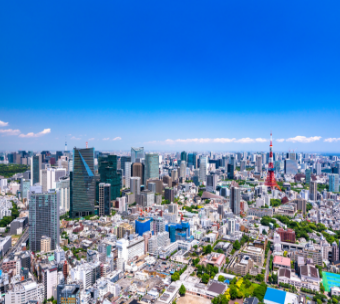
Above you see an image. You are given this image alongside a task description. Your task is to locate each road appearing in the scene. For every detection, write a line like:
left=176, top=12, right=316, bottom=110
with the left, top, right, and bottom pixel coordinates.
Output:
left=0, top=228, right=29, bottom=266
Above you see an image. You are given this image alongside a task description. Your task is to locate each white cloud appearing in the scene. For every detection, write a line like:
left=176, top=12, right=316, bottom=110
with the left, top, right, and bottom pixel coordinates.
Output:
left=112, top=137, right=122, bottom=141
left=19, top=128, right=51, bottom=138
left=103, top=138, right=110, bottom=141
left=71, top=136, right=81, bottom=140
left=88, top=138, right=95, bottom=141
left=147, top=137, right=268, bottom=144
left=286, top=136, right=321, bottom=143
left=0, top=120, right=8, bottom=127
left=276, top=139, right=285, bottom=142
left=324, top=138, right=340, bottom=143
left=0, top=129, right=20, bottom=136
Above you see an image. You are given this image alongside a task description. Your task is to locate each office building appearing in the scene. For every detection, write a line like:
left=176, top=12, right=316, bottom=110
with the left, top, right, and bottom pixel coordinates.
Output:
left=57, top=284, right=80, bottom=304
left=316, top=163, right=322, bottom=176
left=180, top=161, right=186, bottom=179
left=276, top=228, right=295, bottom=243
left=40, top=167, right=66, bottom=192
left=135, top=218, right=151, bottom=236
left=163, top=175, right=173, bottom=187
left=130, top=176, right=141, bottom=196
left=165, top=187, right=175, bottom=202
left=99, top=183, right=111, bottom=216
left=125, top=161, right=132, bottom=188
left=168, top=203, right=178, bottom=219
left=256, top=155, right=262, bottom=173
left=206, top=173, right=218, bottom=192
left=20, top=179, right=31, bottom=200
left=230, top=186, right=241, bottom=215
left=70, top=148, right=96, bottom=218
left=332, top=241, right=339, bottom=262
left=329, top=174, right=339, bottom=193
left=284, top=159, right=298, bottom=175
left=98, top=154, right=121, bottom=201
left=144, top=153, right=159, bottom=182
left=30, top=154, right=42, bottom=185
left=227, top=218, right=236, bottom=235
left=29, top=189, right=60, bottom=252
left=132, top=162, right=144, bottom=185
left=131, top=147, right=145, bottom=163
left=56, top=176, right=70, bottom=212
left=305, top=168, right=312, bottom=184
left=180, top=151, right=187, bottom=162
left=188, top=153, right=197, bottom=168
left=117, top=223, right=134, bottom=239
left=41, top=236, right=51, bottom=252
left=120, top=156, right=131, bottom=176
left=5, top=279, right=43, bottom=304
left=309, top=181, right=317, bottom=201
left=199, top=156, right=208, bottom=182
left=227, top=163, right=235, bottom=179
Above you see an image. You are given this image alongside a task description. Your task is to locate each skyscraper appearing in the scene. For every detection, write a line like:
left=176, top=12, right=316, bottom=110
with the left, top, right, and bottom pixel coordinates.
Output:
left=144, top=153, right=159, bottom=183
left=124, top=161, right=132, bottom=188
left=180, top=161, right=186, bottom=179
left=120, top=156, right=131, bottom=176
left=130, top=177, right=141, bottom=196
left=305, top=168, right=312, bottom=184
left=199, top=156, right=208, bottom=182
left=70, top=148, right=96, bottom=218
left=180, top=151, right=187, bottom=162
left=256, top=155, right=262, bottom=173
left=230, top=186, right=241, bottom=215
left=98, top=154, right=121, bottom=201
left=30, top=154, right=42, bottom=186
left=329, top=174, right=339, bottom=193
left=284, top=159, right=298, bottom=175
left=188, top=153, right=197, bottom=168
left=309, top=181, right=317, bottom=201
left=99, top=183, right=111, bottom=216
left=131, top=147, right=145, bottom=163
left=29, top=189, right=60, bottom=252
left=132, top=162, right=144, bottom=185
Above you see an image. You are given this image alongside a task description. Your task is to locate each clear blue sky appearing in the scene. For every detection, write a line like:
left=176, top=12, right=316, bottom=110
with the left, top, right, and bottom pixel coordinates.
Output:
left=1, top=0, right=340, bottom=152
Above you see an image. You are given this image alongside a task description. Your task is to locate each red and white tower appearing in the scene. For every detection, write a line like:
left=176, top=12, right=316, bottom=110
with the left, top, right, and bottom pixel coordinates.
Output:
left=265, top=132, right=281, bottom=190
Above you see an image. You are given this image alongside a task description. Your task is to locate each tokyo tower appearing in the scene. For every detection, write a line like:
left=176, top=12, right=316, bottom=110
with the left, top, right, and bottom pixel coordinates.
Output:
left=265, top=133, right=281, bottom=190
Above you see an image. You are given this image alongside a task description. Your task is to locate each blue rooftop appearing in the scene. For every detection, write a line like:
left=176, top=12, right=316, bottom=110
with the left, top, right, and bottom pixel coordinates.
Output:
left=264, top=288, right=286, bottom=304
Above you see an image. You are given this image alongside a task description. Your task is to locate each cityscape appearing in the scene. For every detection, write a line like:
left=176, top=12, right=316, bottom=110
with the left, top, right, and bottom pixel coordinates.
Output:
left=1, top=1, right=340, bottom=304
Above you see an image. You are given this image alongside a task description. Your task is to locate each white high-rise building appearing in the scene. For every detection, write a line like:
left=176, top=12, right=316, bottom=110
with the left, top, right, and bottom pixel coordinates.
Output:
left=180, top=161, right=186, bottom=179
left=125, top=162, right=132, bottom=188
left=199, top=156, right=208, bottom=182
left=227, top=218, right=236, bottom=235
left=118, top=197, right=127, bottom=212
left=56, top=177, right=70, bottom=212
left=5, top=279, right=44, bottom=304
left=130, top=177, right=141, bottom=196
left=40, top=167, right=66, bottom=192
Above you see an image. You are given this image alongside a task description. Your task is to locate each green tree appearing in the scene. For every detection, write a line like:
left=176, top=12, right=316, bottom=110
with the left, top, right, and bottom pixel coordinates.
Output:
left=171, top=272, right=180, bottom=281
left=262, top=229, right=267, bottom=235
left=320, top=283, right=325, bottom=293
left=218, top=275, right=225, bottom=282
left=202, top=273, right=210, bottom=284
left=253, top=282, right=267, bottom=302
left=179, top=284, right=186, bottom=296
left=256, top=274, right=264, bottom=282
left=229, top=286, right=238, bottom=300
left=233, top=240, right=241, bottom=251
left=204, top=245, right=212, bottom=255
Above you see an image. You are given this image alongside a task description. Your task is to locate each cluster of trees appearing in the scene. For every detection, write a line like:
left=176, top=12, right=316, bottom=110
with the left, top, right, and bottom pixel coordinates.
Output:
left=0, top=201, right=19, bottom=228
left=268, top=273, right=278, bottom=284
left=313, top=293, right=327, bottom=304
left=0, top=164, right=29, bottom=178
left=301, top=287, right=318, bottom=294
left=255, top=274, right=264, bottom=282
left=179, top=284, right=186, bottom=296
left=196, top=264, right=219, bottom=284
left=260, top=216, right=279, bottom=228
left=183, top=205, right=199, bottom=213
left=203, top=245, right=212, bottom=254
left=278, top=282, right=297, bottom=293
left=212, top=294, right=228, bottom=304
left=274, top=215, right=339, bottom=244
left=228, top=275, right=267, bottom=302
left=171, top=265, right=188, bottom=281
left=270, top=199, right=281, bottom=207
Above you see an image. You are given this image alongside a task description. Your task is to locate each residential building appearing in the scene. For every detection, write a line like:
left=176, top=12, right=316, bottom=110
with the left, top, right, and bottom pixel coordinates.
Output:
left=99, top=183, right=111, bottom=217
left=276, top=228, right=296, bottom=243
left=125, top=161, right=132, bottom=188
left=132, top=162, right=144, bottom=185
left=144, top=153, right=159, bottom=182
left=329, top=174, right=339, bottom=193
left=29, top=189, right=60, bottom=252
left=230, top=186, right=241, bottom=215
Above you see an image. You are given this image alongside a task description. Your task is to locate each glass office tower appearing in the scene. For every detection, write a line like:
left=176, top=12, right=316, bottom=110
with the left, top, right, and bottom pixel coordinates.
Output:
left=98, top=154, right=121, bottom=200
left=70, top=148, right=96, bottom=218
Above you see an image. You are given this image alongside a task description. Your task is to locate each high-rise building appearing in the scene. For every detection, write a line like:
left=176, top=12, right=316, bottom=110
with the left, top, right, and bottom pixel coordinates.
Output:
left=30, top=154, right=42, bottom=186
left=188, top=153, right=197, bottom=168
left=227, top=218, right=236, bottom=235
left=29, top=189, right=60, bottom=252
left=276, top=228, right=295, bottom=243
left=199, top=156, right=208, bottom=182
left=206, top=173, right=217, bottom=192
left=131, top=147, right=145, bottom=163
left=144, top=153, right=159, bottom=182
left=240, top=160, right=246, bottom=171
left=305, top=168, right=312, bottom=184
left=120, top=156, right=131, bottom=176
left=316, top=162, right=322, bottom=176
left=256, top=155, right=262, bottom=173
left=168, top=203, right=178, bottom=219
left=332, top=241, right=339, bottom=262
left=309, top=181, right=317, bottom=201
left=165, top=187, right=175, bottom=202
left=20, top=179, right=31, bottom=200
left=130, top=177, right=141, bottom=196
left=163, top=175, right=173, bottom=188
left=329, top=174, right=339, bottom=193
left=124, top=162, right=132, bottom=188
left=284, top=159, right=298, bottom=175
left=180, top=161, right=186, bottom=179
left=230, top=186, right=241, bottom=215
left=40, top=167, right=67, bottom=192
left=56, top=176, right=70, bottom=212
left=227, top=163, right=234, bottom=179
left=180, top=151, right=187, bottom=162
left=132, top=162, right=144, bottom=185
left=70, top=148, right=96, bottom=218
left=98, top=154, right=121, bottom=201
left=99, top=183, right=111, bottom=217
left=57, top=284, right=80, bottom=304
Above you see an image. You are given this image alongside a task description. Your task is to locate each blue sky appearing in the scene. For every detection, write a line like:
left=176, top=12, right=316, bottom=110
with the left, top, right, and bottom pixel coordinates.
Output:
left=1, top=0, right=340, bottom=152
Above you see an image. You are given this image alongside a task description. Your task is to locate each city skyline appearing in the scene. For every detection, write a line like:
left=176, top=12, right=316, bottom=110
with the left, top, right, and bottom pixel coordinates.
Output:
left=1, top=1, right=340, bottom=151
